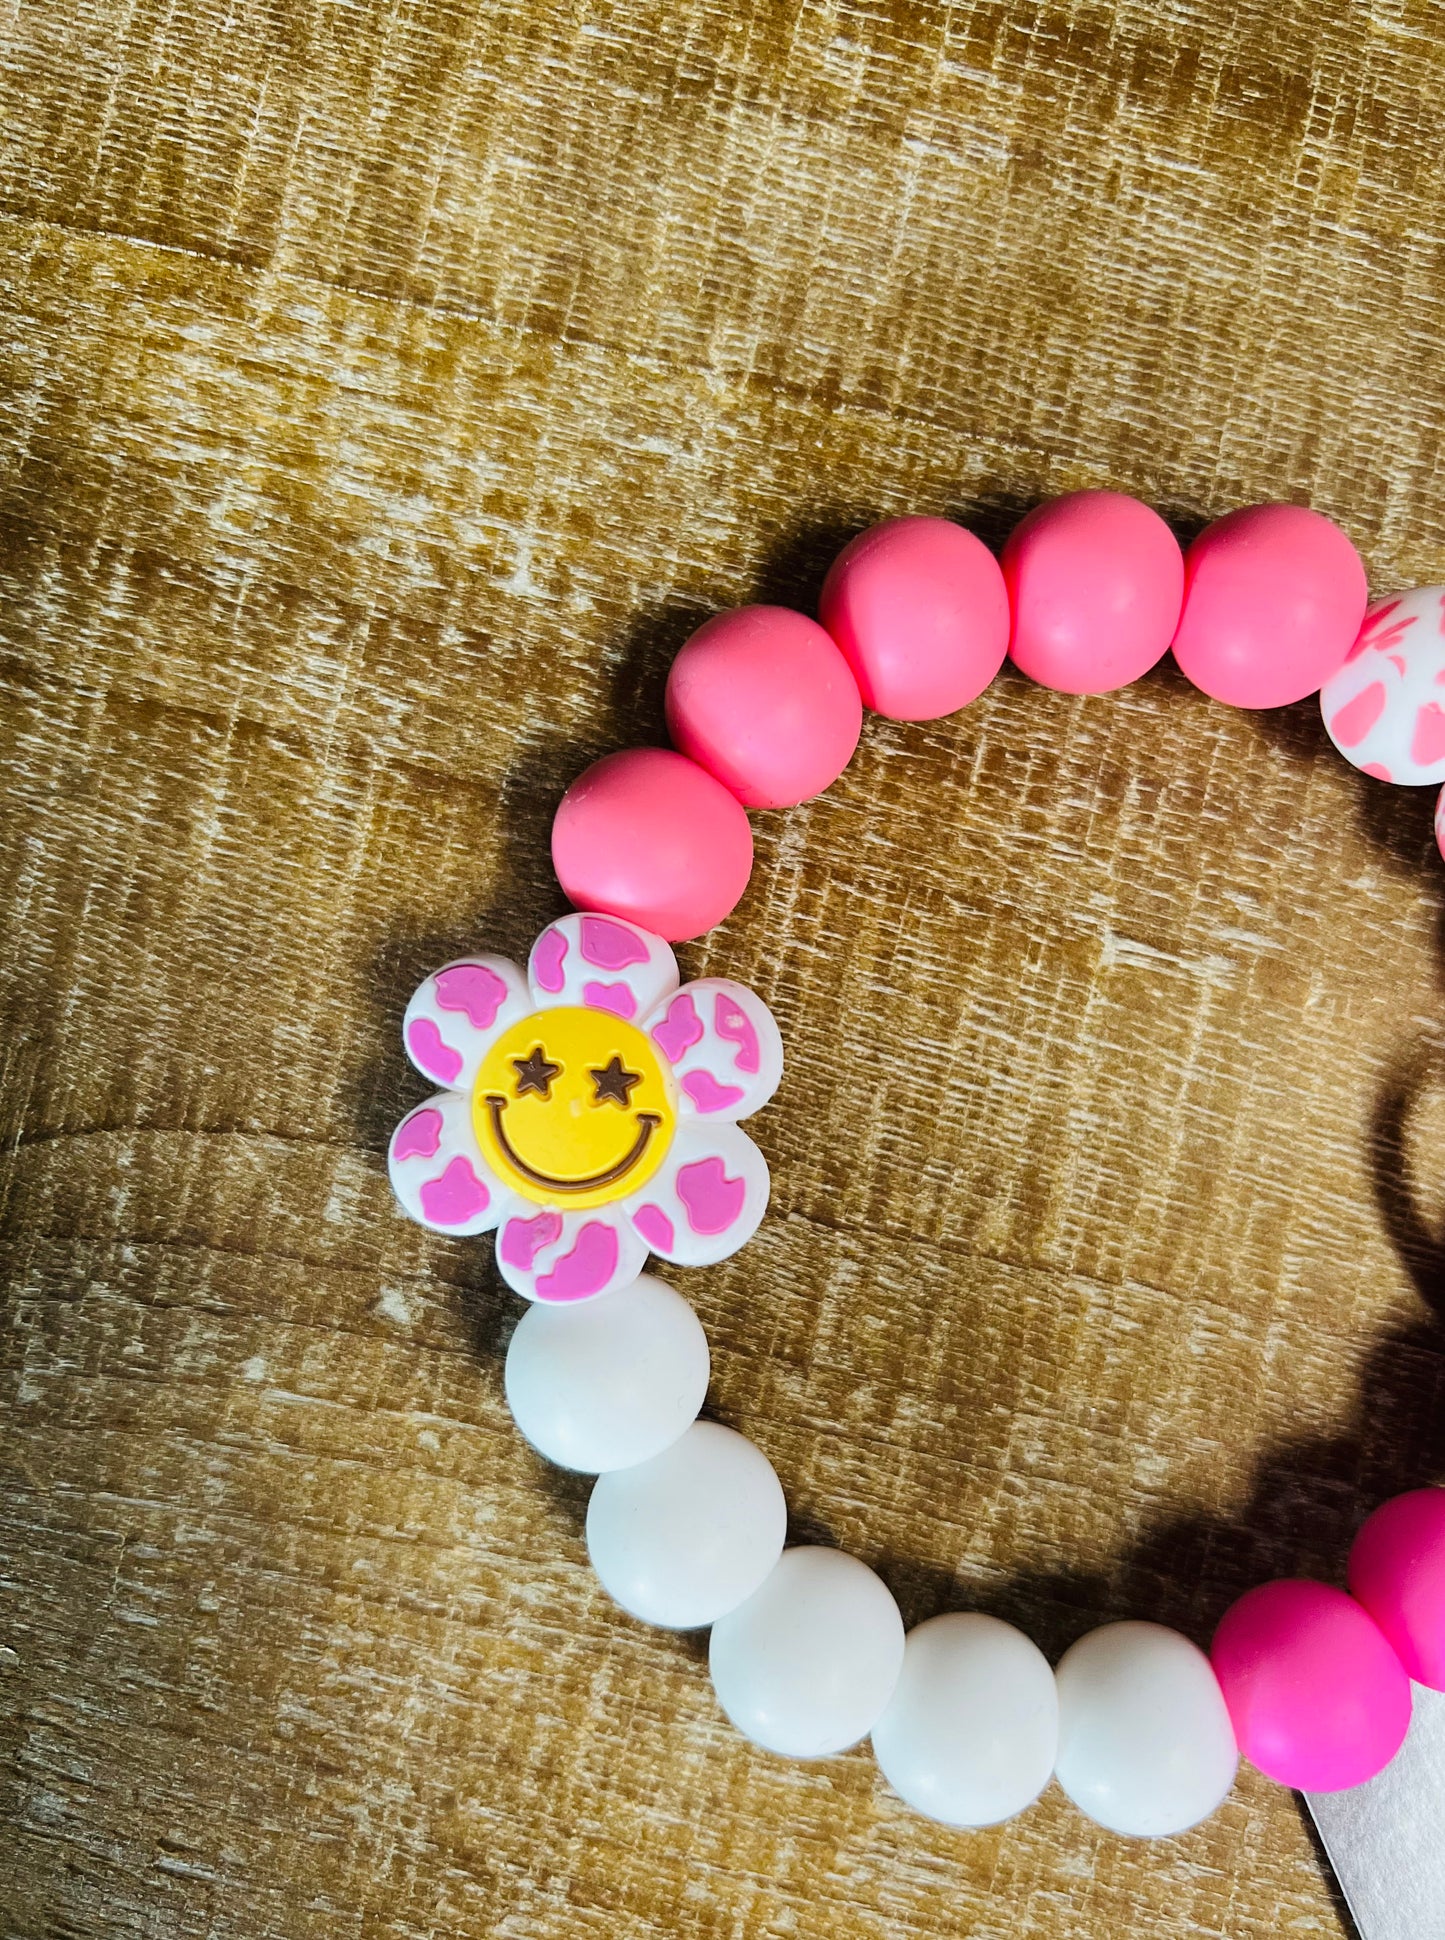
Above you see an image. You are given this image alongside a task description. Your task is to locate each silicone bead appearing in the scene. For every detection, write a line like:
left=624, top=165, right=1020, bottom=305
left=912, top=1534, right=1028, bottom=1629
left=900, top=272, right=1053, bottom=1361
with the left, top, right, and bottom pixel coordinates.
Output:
left=709, top=1547, right=905, bottom=1758
left=871, top=1613, right=1058, bottom=1827
left=1210, top=1579, right=1412, bottom=1791
left=552, top=748, right=753, bottom=943
left=1053, top=1621, right=1239, bottom=1838
left=665, top=606, right=863, bottom=809
left=1348, top=1489, right=1445, bottom=1689
left=1170, top=504, right=1368, bottom=709
left=818, top=516, right=1011, bottom=720
left=504, top=1273, right=709, bottom=1473
left=1320, top=588, right=1445, bottom=784
left=585, top=1421, right=786, bottom=1630
left=1003, top=490, right=1184, bottom=695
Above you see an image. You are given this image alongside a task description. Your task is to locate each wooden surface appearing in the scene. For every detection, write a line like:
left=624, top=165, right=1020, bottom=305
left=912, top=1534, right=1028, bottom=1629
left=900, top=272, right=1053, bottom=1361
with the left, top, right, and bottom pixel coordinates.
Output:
left=6, top=1, right=1445, bottom=1934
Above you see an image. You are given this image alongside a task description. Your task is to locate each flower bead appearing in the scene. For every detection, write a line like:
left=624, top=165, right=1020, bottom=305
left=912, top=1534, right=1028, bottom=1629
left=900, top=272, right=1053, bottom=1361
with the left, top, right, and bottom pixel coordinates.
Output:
left=1321, top=587, right=1445, bottom=784
left=388, top=913, right=781, bottom=1302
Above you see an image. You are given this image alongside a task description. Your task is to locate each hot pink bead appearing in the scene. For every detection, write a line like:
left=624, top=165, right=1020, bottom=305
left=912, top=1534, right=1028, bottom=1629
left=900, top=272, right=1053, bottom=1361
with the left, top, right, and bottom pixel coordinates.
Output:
left=664, top=606, right=863, bottom=810
left=1211, top=1579, right=1411, bottom=1791
left=1170, top=504, right=1368, bottom=709
left=818, top=516, right=1010, bottom=721
left=1349, top=1489, right=1445, bottom=1690
left=551, top=748, right=753, bottom=943
left=1003, top=490, right=1184, bottom=695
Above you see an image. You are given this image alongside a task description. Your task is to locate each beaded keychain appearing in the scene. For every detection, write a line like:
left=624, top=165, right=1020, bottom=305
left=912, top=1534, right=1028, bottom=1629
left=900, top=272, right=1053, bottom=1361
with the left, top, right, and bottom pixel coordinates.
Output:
left=387, top=491, right=1445, bottom=1839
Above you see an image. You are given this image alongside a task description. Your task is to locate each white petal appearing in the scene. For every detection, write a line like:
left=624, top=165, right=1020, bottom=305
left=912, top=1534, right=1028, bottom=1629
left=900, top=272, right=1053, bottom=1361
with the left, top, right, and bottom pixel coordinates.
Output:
left=643, top=978, right=783, bottom=1122
left=622, top=1119, right=770, bottom=1267
left=388, top=1090, right=519, bottom=1236
left=527, top=913, right=678, bottom=1023
left=403, top=956, right=531, bottom=1089
left=494, top=1204, right=649, bottom=1304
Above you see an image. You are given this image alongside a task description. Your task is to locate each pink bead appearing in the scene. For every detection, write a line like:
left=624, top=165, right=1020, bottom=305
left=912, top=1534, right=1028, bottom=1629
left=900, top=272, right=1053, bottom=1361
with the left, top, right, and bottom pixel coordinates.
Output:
left=1211, top=1579, right=1411, bottom=1791
left=1003, top=491, right=1184, bottom=695
left=551, top=749, right=752, bottom=943
left=1349, top=1489, right=1445, bottom=1690
left=664, top=606, right=863, bottom=810
left=817, top=516, right=1010, bottom=721
left=1170, top=504, right=1368, bottom=709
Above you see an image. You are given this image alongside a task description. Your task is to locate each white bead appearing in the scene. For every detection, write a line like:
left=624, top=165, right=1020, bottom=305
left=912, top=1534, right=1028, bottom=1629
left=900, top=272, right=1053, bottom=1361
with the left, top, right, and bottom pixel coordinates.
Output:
left=504, top=1273, right=709, bottom=1473
left=586, top=1422, right=785, bottom=1629
left=1054, top=1621, right=1238, bottom=1837
left=871, top=1613, right=1058, bottom=1826
left=1321, top=586, right=1445, bottom=784
left=709, top=1546, right=905, bottom=1759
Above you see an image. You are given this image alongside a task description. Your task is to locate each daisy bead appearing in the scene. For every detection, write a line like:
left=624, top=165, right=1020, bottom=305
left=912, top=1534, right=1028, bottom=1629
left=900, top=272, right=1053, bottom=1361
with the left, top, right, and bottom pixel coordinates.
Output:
left=818, top=515, right=1011, bottom=721
left=1210, top=1579, right=1412, bottom=1791
left=665, top=606, right=863, bottom=809
left=1320, top=588, right=1445, bottom=784
left=389, top=912, right=780, bottom=1303
left=1003, top=490, right=1184, bottom=695
left=709, top=1546, right=906, bottom=1759
left=586, top=1422, right=787, bottom=1630
left=504, top=1273, right=709, bottom=1473
left=1053, top=1621, right=1238, bottom=1838
left=871, top=1613, right=1058, bottom=1827
left=1170, top=503, right=1368, bottom=709
left=552, top=747, right=753, bottom=941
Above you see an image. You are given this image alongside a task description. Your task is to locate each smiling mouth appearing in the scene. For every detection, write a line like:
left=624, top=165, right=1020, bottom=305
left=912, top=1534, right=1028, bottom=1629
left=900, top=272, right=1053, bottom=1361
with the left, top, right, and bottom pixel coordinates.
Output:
left=484, top=1096, right=663, bottom=1193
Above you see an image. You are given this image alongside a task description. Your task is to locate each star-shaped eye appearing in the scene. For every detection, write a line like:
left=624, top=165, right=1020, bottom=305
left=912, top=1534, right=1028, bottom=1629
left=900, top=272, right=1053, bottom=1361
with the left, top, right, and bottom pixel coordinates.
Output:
left=589, top=1055, right=641, bottom=1108
left=512, top=1046, right=561, bottom=1099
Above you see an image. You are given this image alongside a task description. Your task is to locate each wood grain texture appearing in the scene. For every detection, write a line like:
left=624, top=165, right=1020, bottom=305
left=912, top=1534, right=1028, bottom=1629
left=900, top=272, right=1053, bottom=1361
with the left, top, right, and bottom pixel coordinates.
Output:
left=5, top=0, right=1445, bottom=1933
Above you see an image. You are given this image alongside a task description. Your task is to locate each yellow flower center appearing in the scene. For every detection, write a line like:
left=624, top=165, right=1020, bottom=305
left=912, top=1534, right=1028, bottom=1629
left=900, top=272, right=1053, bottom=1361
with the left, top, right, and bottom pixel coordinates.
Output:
left=473, top=1006, right=676, bottom=1211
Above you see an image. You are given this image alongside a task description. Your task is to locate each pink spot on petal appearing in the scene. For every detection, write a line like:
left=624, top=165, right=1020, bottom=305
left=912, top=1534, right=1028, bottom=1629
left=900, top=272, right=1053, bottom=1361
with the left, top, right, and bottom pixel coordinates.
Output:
left=1330, top=681, right=1387, bottom=750
left=535, top=1221, right=620, bottom=1301
left=683, top=1069, right=746, bottom=1113
left=580, top=916, right=650, bottom=970
left=677, top=1157, right=746, bottom=1236
left=1412, top=703, right=1445, bottom=769
left=500, top=1211, right=563, bottom=1271
left=713, top=993, right=760, bottom=1074
left=434, top=962, right=508, bottom=1030
left=533, top=929, right=569, bottom=993
left=633, top=1203, right=675, bottom=1252
left=1388, top=655, right=1408, bottom=675
left=393, top=1108, right=443, bottom=1160
left=1351, top=599, right=1409, bottom=658
left=1361, top=762, right=1394, bottom=781
left=653, top=992, right=704, bottom=1064
left=407, top=1017, right=463, bottom=1084
left=420, top=1156, right=490, bottom=1226
left=583, top=980, right=637, bottom=1020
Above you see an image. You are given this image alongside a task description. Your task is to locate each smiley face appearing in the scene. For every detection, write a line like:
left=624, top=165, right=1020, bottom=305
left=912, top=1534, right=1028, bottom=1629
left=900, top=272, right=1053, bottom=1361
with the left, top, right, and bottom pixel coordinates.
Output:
left=473, top=1005, right=677, bottom=1210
